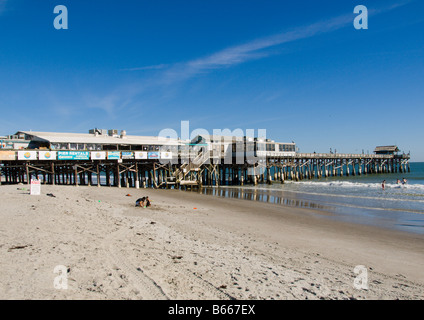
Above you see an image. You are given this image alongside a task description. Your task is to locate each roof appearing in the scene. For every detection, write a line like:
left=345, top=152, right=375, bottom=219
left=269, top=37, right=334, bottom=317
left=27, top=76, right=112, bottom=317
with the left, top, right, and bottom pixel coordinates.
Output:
left=17, top=131, right=183, bottom=146
left=192, top=134, right=292, bottom=144
left=192, top=134, right=245, bottom=141
left=374, top=145, right=399, bottom=152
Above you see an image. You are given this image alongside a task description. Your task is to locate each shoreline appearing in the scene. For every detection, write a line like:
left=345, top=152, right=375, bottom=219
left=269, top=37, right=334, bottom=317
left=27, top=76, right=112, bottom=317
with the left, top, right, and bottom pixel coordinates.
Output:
left=197, top=185, right=424, bottom=234
left=0, top=184, right=423, bottom=299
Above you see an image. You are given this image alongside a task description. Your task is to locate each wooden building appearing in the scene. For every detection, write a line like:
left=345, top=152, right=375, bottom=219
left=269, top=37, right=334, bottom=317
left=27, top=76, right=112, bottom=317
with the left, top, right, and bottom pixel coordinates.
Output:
left=374, top=146, right=400, bottom=155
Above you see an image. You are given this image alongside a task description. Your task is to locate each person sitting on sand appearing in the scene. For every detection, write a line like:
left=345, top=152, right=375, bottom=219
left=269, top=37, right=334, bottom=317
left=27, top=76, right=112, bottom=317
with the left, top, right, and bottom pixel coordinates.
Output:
left=135, top=196, right=151, bottom=208
left=145, top=196, right=151, bottom=207
left=135, top=197, right=146, bottom=207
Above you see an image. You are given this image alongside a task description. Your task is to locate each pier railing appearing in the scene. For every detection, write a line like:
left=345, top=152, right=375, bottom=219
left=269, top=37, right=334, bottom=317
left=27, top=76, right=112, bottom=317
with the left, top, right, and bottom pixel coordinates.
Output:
left=0, top=149, right=411, bottom=162
left=295, top=153, right=394, bottom=159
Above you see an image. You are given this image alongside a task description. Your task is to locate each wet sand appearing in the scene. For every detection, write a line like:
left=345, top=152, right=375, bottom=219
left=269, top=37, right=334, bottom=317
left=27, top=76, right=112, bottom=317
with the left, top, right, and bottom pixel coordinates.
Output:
left=0, top=184, right=423, bottom=299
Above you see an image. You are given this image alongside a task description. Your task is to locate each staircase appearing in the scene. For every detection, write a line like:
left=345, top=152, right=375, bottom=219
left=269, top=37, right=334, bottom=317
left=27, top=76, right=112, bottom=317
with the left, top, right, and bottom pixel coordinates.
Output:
left=171, top=149, right=210, bottom=185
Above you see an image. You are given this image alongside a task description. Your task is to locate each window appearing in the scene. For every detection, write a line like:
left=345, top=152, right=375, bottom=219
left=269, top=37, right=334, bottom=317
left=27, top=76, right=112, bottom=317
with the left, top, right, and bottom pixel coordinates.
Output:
left=246, top=142, right=255, bottom=152
left=266, top=143, right=275, bottom=152
left=257, top=143, right=265, bottom=151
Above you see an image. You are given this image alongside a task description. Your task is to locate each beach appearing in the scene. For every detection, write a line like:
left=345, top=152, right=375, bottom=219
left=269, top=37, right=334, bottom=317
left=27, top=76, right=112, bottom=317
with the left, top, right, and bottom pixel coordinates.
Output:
left=0, top=184, right=423, bottom=300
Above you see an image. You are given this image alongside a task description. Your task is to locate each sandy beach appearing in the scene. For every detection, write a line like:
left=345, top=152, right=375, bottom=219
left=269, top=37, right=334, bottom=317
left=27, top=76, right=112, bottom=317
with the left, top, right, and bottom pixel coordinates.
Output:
left=0, top=184, right=423, bottom=300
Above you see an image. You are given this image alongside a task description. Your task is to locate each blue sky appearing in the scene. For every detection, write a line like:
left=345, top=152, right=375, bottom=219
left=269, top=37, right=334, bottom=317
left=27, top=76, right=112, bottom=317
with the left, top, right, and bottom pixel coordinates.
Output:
left=0, top=0, right=423, bottom=160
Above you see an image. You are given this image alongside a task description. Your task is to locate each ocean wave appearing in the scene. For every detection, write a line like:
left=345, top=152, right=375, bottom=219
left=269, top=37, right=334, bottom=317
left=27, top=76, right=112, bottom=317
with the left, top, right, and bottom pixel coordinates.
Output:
left=218, top=183, right=424, bottom=203
left=295, top=180, right=424, bottom=191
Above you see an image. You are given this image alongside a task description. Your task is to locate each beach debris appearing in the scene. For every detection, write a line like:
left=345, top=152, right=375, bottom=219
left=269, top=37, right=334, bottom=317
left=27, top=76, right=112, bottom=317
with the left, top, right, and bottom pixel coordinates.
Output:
left=193, top=207, right=197, bottom=210
left=8, top=244, right=32, bottom=252
left=150, top=221, right=156, bottom=225
left=46, top=193, right=56, bottom=197
left=219, top=284, right=227, bottom=289
left=126, top=194, right=131, bottom=196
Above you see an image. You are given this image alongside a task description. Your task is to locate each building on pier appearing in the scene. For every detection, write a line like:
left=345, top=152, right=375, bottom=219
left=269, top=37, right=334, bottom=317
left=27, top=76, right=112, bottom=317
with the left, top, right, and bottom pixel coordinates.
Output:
left=374, top=145, right=400, bottom=155
left=0, top=132, right=30, bottom=150
left=0, top=129, right=411, bottom=189
left=190, top=134, right=296, bottom=162
left=18, top=130, right=183, bottom=152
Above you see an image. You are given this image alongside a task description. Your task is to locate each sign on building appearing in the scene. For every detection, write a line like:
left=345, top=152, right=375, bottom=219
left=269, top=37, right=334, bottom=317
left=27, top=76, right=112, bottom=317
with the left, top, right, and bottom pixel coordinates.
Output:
left=57, top=151, right=90, bottom=160
left=107, top=151, right=121, bottom=160
left=121, top=151, right=134, bottom=159
left=91, top=151, right=106, bottom=160
left=160, top=152, right=173, bottom=159
left=39, top=151, right=57, bottom=160
left=17, top=151, right=37, bottom=160
left=148, top=152, right=159, bottom=159
left=134, top=152, right=148, bottom=159
left=0, top=151, right=16, bottom=160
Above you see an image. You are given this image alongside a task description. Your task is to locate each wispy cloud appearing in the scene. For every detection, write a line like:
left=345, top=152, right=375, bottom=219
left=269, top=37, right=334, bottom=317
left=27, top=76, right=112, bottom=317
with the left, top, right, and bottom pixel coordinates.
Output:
left=177, top=1, right=415, bottom=80
left=83, top=90, right=136, bottom=118
left=185, top=16, right=351, bottom=71
left=92, top=1, right=411, bottom=117
left=156, top=2, right=409, bottom=84
left=120, top=64, right=169, bottom=72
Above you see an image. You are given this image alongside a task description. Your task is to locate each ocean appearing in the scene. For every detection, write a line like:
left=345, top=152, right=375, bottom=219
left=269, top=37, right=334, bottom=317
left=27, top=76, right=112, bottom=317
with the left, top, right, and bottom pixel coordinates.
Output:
left=200, top=162, right=424, bottom=235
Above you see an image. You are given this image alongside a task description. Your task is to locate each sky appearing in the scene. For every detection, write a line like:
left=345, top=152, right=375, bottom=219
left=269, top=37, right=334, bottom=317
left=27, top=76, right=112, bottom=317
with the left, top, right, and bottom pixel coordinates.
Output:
left=0, top=0, right=423, bottom=160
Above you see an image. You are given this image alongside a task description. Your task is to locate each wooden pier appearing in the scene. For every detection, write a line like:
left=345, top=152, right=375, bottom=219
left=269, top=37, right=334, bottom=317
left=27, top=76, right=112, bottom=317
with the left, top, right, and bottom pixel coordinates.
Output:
left=0, top=131, right=411, bottom=188
left=0, top=150, right=411, bottom=189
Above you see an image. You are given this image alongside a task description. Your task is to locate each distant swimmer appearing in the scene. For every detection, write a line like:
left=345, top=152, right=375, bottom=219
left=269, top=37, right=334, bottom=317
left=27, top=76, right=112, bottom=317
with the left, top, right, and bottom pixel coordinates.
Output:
left=402, top=178, right=407, bottom=185
left=382, top=180, right=386, bottom=190
left=396, top=179, right=401, bottom=185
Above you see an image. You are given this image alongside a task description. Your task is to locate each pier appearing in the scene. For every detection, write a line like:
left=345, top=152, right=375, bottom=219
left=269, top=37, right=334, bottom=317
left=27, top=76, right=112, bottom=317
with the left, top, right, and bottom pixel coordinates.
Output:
left=0, top=130, right=411, bottom=189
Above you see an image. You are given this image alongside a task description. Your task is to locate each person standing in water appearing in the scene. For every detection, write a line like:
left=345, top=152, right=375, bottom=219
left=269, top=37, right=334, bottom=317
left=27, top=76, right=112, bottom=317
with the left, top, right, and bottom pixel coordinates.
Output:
left=382, top=180, right=386, bottom=190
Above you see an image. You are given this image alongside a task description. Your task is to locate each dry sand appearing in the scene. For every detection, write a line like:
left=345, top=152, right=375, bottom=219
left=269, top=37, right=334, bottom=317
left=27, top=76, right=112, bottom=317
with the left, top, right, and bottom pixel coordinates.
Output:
left=0, top=184, right=423, bottom=300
